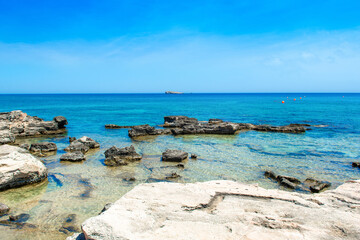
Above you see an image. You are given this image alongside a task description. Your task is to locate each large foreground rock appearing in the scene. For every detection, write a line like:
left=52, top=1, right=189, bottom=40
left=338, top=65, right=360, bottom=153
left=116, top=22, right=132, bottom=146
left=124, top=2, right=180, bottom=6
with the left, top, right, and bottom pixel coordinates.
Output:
left=0, top=110, right=68, bottom=144
left=0, top=145, right=47, bottom=191
left=78, top=180, right=360, bottom=240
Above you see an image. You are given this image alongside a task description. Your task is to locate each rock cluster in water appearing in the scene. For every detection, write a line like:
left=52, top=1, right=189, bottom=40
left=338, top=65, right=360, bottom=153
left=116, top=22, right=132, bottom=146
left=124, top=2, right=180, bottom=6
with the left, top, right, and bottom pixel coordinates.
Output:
left=104, top=145, right=142, bottom=166
left=0, top=145, right=48, bottom=191
left=128, top=115, right=309, bottom=138
left=0, top=110, right=68, bottom=144
left=67, top=180, right=360, bottom=240
left=64, top=136, right=100, bottom=153
left=264, top=171, right=331, bottom=193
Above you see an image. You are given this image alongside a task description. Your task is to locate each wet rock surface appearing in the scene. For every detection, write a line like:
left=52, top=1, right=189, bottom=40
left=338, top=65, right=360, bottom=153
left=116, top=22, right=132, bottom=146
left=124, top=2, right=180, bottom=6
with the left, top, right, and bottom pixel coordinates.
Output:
left=77, top=180, right=360, bottom=240
left=128, top=124, right=171, bottom=138
left=0, top=145, right=47, bottom=191
left=65, top=136, right=100, bottom=153
left=0, top=111, right=67, bottom=144
left=264, top=171, right=331, bottom=193
left=60, top=152, right=86, bottom=162
left=0, top=203, right=10, bottom=216
left=29, top=142, right=57, bottom=153
left=128, top=116, right=308, bottom=138
left=162, top=149, right=188, bottom=162
left=105, top=124, right=143, bottom=129
left=104, top=145, right=142, bottom=166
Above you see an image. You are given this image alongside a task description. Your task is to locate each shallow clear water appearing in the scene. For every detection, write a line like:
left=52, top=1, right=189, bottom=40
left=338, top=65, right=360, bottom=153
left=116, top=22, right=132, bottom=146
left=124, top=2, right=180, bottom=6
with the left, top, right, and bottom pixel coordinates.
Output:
left=0, top=93, right=360, bottom=239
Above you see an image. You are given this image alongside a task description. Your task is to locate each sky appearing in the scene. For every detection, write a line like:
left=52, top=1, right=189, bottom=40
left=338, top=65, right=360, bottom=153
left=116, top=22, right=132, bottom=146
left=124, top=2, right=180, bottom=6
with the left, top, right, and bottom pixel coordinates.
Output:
left=0, top=0, right=360, bottom=93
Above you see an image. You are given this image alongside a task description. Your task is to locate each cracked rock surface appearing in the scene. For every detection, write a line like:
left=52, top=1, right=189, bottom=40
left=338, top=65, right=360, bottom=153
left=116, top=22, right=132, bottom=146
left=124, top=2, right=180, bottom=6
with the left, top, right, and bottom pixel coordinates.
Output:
left=70, top=180, right=360, bottom=240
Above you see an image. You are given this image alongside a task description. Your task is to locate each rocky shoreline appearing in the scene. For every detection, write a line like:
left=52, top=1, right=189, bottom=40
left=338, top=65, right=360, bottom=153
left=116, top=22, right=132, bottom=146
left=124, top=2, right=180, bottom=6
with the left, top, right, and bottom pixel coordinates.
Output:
left=67, top=180, right=360, bottom=240
left=1, top=110, right=358, bottom=239
left=0, top=110, right=68, bottom=144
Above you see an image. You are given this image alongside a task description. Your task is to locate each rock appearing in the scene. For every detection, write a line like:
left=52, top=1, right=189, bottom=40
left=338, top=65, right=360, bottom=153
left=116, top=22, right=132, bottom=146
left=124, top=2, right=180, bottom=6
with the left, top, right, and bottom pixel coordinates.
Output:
left=53, top=116, right=68, bottom=128
left=279, top=178, right=297, bottom=189
left=128, top=124, right=171, bottom=138
left=208, top=118, right=223, bottom=124
left=65, top=136, right=99, bottom=153
left=162, top=149, right=188, bottom=162
left=128, top=116, right=308, bottom=138
left=29, top=142, right=57, bottom=152
left=304, top=178, right=331, bottom=193
left=104, top=145, right=142, bottom=166
left=59, top=214, right=81, bottom=234
left=190, top=153, right=198, bottom=159
left=277, top=175, right=301, bottom=184
left=80, top=180, right=360, bottom=240
left=69, top=137, right=76, bottom=143
left=0, top=203, right=10, bottom=216
left=0, top=111, right=67, bottom=144
left=65, top=142, right=90, bottom=153
left=60, top=152, right=86, bottom=162
left=264, top=170, right=278, bottom=180
left=0, top=130, right=15, bottom=144
left=66, top=233, right=86, bottom=240
left=9, top=213, right=30, bottom=222
left=105, top=124, right=140, bottom=129
left=19, top=143, right=30, bottom=151
left=163, top=116, right=198, bottom=128
left=100, top=203, right=113, bottom=214
left=0, top=145, right=47, bottom=191
left=165, top=172, right=181, bottom=180
left=176, top=163, right=185, bottom=168
left=352, top=162, right=360, bottom=168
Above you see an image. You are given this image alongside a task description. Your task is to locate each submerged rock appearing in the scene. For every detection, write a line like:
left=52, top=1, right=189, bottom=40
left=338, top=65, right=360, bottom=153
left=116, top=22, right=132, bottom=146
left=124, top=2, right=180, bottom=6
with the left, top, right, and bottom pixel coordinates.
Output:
left=59, top=214, right=80, bottom=235
left=304, top=178, right=331, bottom=193
left=29, top=142, right=57, bottom=152
left=105, top=124, right=142, bottom=129
left=352, top=162, right=360, bottom=168
left=60, top=152, right=86, bottom=162
left=0, top=203, right=10, bottom=216
left=162, top=149, right=188, bottom=162
left=9, top=213, right=30, bottom=222
left=190, top=153, right=198, bottom=159
left=65, top=136, right=99, bottom=153
left=0, top=111, right=68, bottom=144
left=80, top=180, right=360, bottom=240
left=104, top=145, right=142, bottom=166
left=0, top=145, right=47, bottom=191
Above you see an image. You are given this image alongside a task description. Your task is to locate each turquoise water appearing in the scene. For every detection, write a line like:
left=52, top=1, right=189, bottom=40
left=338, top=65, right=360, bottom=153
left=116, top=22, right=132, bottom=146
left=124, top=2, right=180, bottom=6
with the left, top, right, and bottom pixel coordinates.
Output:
left=0, top=93, right=360, bottom=239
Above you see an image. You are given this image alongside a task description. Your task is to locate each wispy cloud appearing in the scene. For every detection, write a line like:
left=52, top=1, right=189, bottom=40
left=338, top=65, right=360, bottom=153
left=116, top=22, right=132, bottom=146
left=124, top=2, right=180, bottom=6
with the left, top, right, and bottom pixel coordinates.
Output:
left=0, top=29, right=360, bottom=93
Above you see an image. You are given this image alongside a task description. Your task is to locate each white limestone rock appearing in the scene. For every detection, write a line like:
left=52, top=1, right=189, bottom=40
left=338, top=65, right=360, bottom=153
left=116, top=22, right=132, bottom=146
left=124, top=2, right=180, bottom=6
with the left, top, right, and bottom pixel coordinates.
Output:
left=0, top=145, right=48, bottom=191
left=80, top=180, right=360, bottom=240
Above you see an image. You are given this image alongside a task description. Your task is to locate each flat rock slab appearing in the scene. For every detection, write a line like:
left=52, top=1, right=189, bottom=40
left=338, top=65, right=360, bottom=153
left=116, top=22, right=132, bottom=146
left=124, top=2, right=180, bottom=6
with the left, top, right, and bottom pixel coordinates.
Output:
left=60, top=152, right=86, bottom=162
left=0, top=145, right=47, bottom=191
left=79, top=180, right=360, bottom=240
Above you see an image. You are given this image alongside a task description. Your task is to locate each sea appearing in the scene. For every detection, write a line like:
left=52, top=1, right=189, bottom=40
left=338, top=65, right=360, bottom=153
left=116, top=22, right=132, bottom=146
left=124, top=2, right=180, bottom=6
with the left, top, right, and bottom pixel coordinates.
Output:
left=0, top=93, right=359, bottom=239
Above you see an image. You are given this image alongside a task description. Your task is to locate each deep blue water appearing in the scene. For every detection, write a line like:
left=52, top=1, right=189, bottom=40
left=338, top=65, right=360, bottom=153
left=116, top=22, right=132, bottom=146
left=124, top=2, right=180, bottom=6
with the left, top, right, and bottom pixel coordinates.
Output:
left=0, top=93, right=360, bottom=239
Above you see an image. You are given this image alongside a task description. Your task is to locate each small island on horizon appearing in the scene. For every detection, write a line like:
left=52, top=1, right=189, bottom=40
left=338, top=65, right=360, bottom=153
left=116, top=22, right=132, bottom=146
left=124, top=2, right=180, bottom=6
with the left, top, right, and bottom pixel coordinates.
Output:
left=165, top=91, right=184, bottom=94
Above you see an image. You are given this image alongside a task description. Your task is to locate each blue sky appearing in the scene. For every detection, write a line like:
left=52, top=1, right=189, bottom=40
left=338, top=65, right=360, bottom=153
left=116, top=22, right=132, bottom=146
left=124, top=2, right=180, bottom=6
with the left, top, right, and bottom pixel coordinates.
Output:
left=0, top=0, right=360, bottom=93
